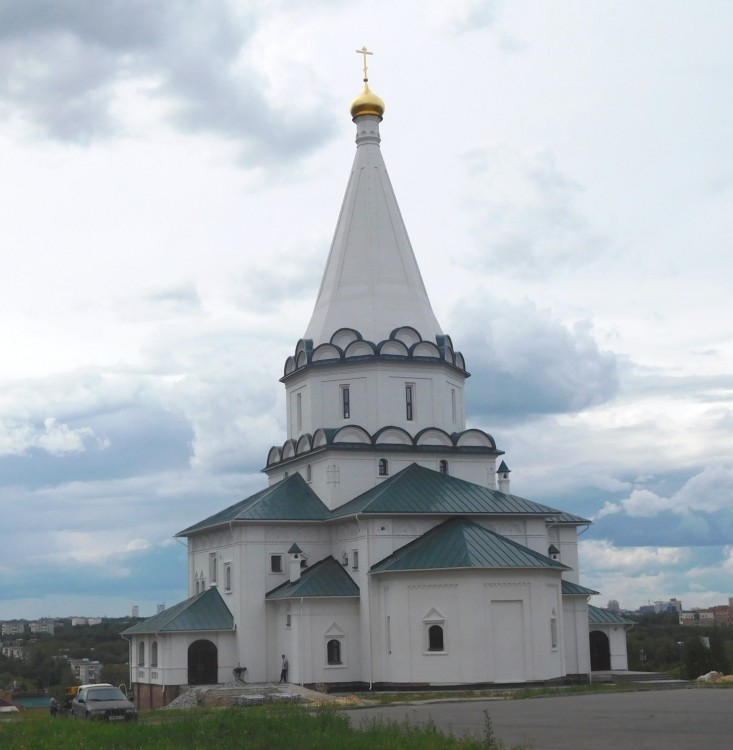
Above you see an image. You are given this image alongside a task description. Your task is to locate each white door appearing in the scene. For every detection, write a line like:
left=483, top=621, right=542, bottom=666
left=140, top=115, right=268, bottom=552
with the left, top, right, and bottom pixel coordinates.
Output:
left=491, top=600, right=526, bottom=682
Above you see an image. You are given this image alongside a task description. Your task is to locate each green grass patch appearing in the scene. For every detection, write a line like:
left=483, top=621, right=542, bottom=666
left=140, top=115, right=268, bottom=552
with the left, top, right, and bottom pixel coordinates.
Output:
left=0, top=705, right=528, bottom=750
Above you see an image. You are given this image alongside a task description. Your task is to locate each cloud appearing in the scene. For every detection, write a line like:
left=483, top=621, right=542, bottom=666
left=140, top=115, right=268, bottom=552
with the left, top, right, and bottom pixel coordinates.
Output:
left=458, top=148, right=606, bottom=276
left=0, top=0, right=333, bottom=163
left=428, top=0, right=501, bottom=33
left=0, top=416, right=106, bottom=457
left=451, top=293, right=619, bottom=419
left=599, top=464, right=733, bottom=519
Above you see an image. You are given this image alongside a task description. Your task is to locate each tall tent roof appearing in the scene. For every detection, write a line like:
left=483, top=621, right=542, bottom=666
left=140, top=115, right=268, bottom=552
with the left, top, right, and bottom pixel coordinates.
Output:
left=303, top=78, right=443, bottom=346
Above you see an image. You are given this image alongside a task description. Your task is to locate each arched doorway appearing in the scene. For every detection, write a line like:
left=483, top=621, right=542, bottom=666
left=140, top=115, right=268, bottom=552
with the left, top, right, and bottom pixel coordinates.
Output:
left=188, top=640, right=218, bottom=684
left=589, top=630, right=611, bottom=670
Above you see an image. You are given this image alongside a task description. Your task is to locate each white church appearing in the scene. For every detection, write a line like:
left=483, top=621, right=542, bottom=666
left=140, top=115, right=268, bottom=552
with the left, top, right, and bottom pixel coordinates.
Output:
left=124, top=62, right=630, bottom=709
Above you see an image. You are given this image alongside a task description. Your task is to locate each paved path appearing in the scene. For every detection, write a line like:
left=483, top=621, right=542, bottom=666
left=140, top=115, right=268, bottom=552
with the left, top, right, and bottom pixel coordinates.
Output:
left=343, top=688, right=733, bottom=749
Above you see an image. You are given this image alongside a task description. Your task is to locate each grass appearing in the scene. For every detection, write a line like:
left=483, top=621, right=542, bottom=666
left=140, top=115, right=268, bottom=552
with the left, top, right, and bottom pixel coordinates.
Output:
left=0, top=705, right=530, bottom=750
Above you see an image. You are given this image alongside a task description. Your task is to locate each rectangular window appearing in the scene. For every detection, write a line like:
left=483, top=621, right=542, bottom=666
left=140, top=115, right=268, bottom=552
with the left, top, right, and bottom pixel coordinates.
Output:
left=405, top=384, right=414, bottom=421
left=270, top=554, right=283, bottom=573
left=224, top=563, right=232, bottom=592
left=341, top=386, right=350, bottom=419
left=296, top=392, right=302, bottom=432
left=209, top=553, right=217, bottom=584
left=352, top=550, right=359, bottom=570
left=286, top=614, right=292, bottom=628
left=386, top=615, right=391, bottom=654
left=451, top=388, right=457, bottom=424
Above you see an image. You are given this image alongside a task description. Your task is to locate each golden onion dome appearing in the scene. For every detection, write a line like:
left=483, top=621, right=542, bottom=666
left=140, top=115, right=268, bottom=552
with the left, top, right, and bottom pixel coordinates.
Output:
left=350, top=82, right=385, bottom=119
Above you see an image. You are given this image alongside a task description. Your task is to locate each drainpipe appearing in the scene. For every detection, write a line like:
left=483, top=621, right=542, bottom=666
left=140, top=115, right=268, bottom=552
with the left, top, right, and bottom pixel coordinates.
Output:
left=299, top=597, right=304, bottom=686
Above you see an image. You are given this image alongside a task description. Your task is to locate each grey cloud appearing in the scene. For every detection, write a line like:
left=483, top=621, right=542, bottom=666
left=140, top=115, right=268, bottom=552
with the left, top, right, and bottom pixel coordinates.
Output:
left=0, top=0, right=333, bottom=162
left=459, top=148, right=605, bottom=276
left=143, top=282, right=202, bottom=316
left=452, top=294, right=619, bottom=419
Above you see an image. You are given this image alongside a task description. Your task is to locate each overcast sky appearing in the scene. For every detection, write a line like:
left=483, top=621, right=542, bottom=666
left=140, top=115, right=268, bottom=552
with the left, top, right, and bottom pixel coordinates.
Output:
left=1, top=0, right=731, bottom=620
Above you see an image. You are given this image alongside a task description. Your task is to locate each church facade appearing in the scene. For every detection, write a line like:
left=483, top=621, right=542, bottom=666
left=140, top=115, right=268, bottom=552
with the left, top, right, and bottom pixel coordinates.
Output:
left=123, top=69, right=630, bottom=709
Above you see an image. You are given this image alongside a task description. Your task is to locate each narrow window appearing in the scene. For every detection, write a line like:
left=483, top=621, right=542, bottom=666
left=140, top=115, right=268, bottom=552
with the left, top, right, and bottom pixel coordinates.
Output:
left=209, top=552, right=217, bottom=584
left=550, top=608, right=558, bottom=649
left=352, top=550, right=359, bottom=570
left=270, top=554, right=283, bottom=573
left=224, top=563, right=232, bottom=592
left=138, top=641, right=145, bottom=666
left=378, top=458, right=389, bottom=476
left=386, top=616, right=391, bottom=654
left=327, top=639, right=342, bottom=665
left=296, top=392, right=302, bottom=432
left=428, top=625, right=444, bottom=651
left=286, top=614, right=292, bottom=628
left=439, top=460, right=448, bottom=475
left=405, top=384, right=414, bottom=421
left=151, top=641, right=158, bottom=668
left=341, top=386, right=350, bottom=419
left=306, top=464, right=312, bottom=482
left=451, top=388, right=457, bottom=424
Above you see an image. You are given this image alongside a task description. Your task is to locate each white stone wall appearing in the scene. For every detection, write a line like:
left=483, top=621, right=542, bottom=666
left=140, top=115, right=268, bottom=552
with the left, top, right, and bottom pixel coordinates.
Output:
left=371, top=568, right=566, bottom=685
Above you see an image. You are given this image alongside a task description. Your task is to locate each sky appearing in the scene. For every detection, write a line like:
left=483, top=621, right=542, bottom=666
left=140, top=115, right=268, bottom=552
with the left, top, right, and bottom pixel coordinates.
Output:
left=0, top=0, right=731, bottom=620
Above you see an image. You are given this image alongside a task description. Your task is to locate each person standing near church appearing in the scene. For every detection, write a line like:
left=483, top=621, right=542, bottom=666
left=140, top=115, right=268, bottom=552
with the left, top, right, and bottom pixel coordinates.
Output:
left=279, top=654, right=288, bottom=683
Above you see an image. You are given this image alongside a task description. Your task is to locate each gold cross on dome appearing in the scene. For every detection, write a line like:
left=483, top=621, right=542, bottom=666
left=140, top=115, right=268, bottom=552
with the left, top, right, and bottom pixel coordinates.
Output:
left=356, top=46, right=373, bottom=82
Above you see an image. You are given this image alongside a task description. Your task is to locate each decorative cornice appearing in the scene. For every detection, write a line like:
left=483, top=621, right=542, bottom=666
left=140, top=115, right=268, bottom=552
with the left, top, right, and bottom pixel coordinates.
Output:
left=282, top=326, right=468, bottom=381
left=266, top=425, right=500, bottom=468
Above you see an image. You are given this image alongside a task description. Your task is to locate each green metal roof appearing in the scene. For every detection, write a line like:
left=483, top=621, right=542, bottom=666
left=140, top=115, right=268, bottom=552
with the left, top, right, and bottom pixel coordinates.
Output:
left=562, top=580, right=600, bottom=596
left=265, top=556, right=360, bottom=600
left=330, top=464, right=589, bottom=522
left=588, top=605, right=634, bottom=626
left=371, top=517, right=570, bottom=573
left=121, top=587, right=234, bottom=635
left=177, top=473, right=329, bottom=536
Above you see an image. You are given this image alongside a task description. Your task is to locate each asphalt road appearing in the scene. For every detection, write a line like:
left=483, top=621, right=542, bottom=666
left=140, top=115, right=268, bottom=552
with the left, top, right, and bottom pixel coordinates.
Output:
left=343, top=688, right=733, bottom=749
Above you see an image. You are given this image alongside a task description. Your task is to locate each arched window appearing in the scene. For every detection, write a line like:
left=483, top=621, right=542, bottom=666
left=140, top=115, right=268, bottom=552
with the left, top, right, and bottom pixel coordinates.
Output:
left=378, top=458, right=389, bottom=476
left=224, top=564, right=232, bottom=592
left=138, top=641, right=145, bottom=666
left=327, top=639, right=342, bottom=665
left=439, top=460, right=448, bottom=475
left=306, top=464, right=312, bottom=482
left=151, top=640, right=158, bottom=667
left=428, top=624, right=444, bottom=651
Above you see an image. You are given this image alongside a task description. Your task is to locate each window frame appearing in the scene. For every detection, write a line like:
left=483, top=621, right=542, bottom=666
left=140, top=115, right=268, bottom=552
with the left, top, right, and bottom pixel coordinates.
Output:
left=378, top=458, right=389, bottom=476
left=270, top=554, right=283, bottom=574
left=326, top=638, right=342, bottom=665
left=405, top=383, right=414, bottom=421
left=341, top=385, right=350, bottom=419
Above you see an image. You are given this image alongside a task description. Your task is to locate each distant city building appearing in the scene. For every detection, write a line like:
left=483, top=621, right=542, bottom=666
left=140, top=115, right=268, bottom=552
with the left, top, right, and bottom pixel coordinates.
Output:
left=654, top=598, right=682, bottom=615
left=607, top=600, right=620, bottom=612
left=1, top=644, right=27, bottom=660
left=67, top=657, right=103, bottom=684
left=157, top=604, right=165, bottom=614
left=1, top=621, right=26, bottom=636
left=680, top=605, right=731, bottom=627
left=29, top=619, right=56, bottom=636
left=71, top=617, right=103, bottom=626
left=132, top=606, right=139, bottom=618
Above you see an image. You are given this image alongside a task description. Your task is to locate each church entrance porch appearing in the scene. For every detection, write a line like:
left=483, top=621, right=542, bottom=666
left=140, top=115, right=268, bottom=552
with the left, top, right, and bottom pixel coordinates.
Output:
left=188, top=639, right=218, bottom=684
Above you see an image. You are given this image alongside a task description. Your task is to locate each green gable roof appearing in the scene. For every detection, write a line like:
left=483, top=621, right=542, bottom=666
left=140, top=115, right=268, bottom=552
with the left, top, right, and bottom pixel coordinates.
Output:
left=122, top=587, right=234, bottom=635
left=371, top=517, right=570, bottom=573
left=266, top=556, right=359, bottom=600
left=562, top=580, right=600, bottom=596
left=177, top=473, right=329, bottom=536
left=588, top=605, right=634, bottom=626
left=330, top=464, right=590, bottom=522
